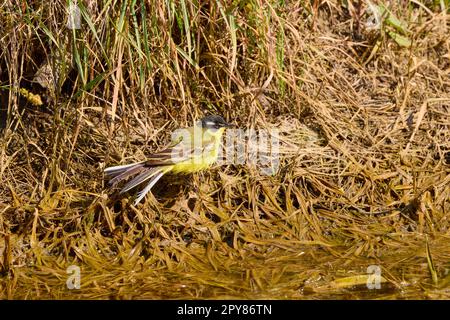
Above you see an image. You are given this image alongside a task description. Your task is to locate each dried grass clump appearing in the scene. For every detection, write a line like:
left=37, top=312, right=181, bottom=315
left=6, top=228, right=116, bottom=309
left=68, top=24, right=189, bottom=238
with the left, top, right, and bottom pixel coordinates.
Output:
left=0, top=1, right=449, bottom=299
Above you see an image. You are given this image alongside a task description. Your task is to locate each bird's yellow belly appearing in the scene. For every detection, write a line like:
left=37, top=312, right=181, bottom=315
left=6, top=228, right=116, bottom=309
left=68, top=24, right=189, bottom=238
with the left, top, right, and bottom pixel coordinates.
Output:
left=171, top=161, right=211, bottom=173
left=171, top=150, right=218, bottom=174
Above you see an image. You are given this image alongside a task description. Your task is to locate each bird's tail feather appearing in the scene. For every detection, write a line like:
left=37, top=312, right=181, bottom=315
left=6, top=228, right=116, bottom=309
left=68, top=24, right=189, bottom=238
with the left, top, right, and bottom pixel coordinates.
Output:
left=104, top=161, right=146, bottom=187
left=120, top=166, right=162, bottom=194
left=105, top=161, right=171, bottom=205
left=133, top=168, right=169, bottom=205
left=104, top=161, right=146, bottom=176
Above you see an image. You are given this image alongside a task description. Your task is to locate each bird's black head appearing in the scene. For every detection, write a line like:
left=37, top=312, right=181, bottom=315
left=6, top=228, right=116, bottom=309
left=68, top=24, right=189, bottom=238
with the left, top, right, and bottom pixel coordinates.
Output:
left=200, top=115, right=233, bottom=130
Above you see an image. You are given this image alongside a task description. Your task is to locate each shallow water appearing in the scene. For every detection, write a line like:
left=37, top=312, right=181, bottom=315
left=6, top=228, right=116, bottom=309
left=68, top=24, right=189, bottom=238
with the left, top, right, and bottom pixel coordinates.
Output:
left=2, top=240, right=448, bottom=299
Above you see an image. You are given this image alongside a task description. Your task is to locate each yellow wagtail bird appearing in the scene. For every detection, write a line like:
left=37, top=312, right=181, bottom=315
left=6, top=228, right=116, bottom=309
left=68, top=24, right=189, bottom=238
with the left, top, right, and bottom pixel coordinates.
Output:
left=104, top=115, right=233, bottom=205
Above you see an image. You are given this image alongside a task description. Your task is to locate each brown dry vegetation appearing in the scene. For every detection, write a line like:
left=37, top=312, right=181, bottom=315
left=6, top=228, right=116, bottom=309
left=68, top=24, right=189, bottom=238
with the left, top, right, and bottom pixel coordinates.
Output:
left=0, top=0, right=449, bottom=299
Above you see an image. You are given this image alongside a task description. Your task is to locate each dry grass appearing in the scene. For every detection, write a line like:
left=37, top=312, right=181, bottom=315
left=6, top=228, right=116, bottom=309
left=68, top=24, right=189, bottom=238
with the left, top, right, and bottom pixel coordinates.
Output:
left=0, top=0, right=449, bottom=299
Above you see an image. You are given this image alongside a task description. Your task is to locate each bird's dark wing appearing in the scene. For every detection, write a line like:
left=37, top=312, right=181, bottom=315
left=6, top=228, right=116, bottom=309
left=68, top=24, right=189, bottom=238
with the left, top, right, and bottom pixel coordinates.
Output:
left=142, top=137, right=213, bottom=167
left=142, top=146, right=188, bottom=166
